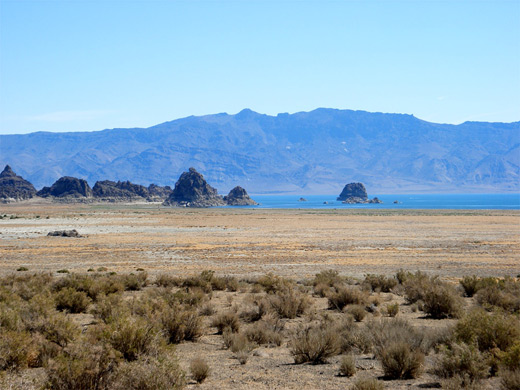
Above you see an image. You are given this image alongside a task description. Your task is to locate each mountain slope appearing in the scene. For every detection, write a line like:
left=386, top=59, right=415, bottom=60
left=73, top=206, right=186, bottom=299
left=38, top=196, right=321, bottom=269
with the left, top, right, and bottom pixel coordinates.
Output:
left=1, top=108, right=518, bottom=193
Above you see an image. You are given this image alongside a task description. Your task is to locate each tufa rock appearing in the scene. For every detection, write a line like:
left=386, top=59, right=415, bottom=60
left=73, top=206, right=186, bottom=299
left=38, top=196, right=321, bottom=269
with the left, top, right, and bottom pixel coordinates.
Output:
left=147, top=184, right=173, bottom=200
left=224, top=186, right=258, bottom=206
left=337, top=182, right=368, bottom=201
left=47, top=229, right=81, bottom=237
left=0, top=165, right=37, bottom=201
left=163, top=168, right=225, bottom=207
left=37, top=176, right=93, bottom=198
left=337, top=182, right=382, bottom=204
left=93, top=180, right=149, bottom=200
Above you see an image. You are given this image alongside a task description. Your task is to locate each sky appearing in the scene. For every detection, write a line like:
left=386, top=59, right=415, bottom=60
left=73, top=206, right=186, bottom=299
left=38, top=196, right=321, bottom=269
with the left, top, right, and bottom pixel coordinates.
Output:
left=0, top=0, right=519, bottom=135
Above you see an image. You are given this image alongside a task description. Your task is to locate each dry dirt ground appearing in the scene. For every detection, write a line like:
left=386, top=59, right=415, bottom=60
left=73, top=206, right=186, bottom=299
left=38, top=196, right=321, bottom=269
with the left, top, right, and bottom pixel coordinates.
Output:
left=0, top=200, right=519, bottom=279
left=0, top=201, right=519, bottom=389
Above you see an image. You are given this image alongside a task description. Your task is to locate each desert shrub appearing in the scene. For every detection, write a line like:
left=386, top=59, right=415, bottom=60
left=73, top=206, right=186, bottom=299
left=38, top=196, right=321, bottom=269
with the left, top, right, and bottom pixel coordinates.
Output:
left=256, top=273, right=293, bottom=294
left=366, top=318, right=427, bottom=356
left=119, top=272, right=147, bottom=291
left=351, top=377, right=385, bottom=390
left=313, top=269, right=343, bottom=287
left=190, top=357, right=210, bottom=383
left=290, top=324, right=340, bottom=364
left=54, top=287, right=91, bottom=313
left=236, top=350, right=249, bottom=365
left=212, top=311, right=240, bottom=334
left=363, top=274, right=397, bottom=293
left=455, top=309, right=520, bottom=352
left=105, top=317, right=162, bottom=361
left=199, top=302, right=215, bottom=316
left=112, top=355, right=185, bottom=390
left=9, top=273, right=54, bottom=301
left=337, top=318, right=371, bottom=354
left=91, top=294, right=126, bottom=324
left=500, top=369, right=520, bottom=390
left=460, top=275, right=480, bottom=297
left=154, top=274, right=181, bottom=288
left=347, top=305, right=367, bottom=322
left=44, top=343, right=118, bottom=390
left=222, top=329, right=253, bottom=354
left=422, top=284, right=463, bottom=319
left=267, top=287, right=311, bottom=319
left=40, top=312, right=80, bottom=347
left=180, top=271, right=213, bottom=294
left=434, top=342, right=489, bottom=384
left=441, top=375, right=483, bottom=390
left=380, top=341, right=424, bottom=379
left=395, top=269, right=413, bottom=285
left=222, top=276, right=239, bottom=292
left=314, top=283, right=332, bottom=297
left=385, top=303, right=399, bottom=317
left=339, top=355, right=356, bottom=377
left=244, top=318, right=283, bottom=346
left=500, top=341, right=520, bottom=371
left=171, top=288, right=207, bottom=308
left=328, top=286, right=367, bottom=311
left=159, top=305, right=202, bottom=343
left=0, top=330, right=35, bottom=371
left=403, top=271, right=437, bottom=304
left=476, top=284, right=520, bottom=313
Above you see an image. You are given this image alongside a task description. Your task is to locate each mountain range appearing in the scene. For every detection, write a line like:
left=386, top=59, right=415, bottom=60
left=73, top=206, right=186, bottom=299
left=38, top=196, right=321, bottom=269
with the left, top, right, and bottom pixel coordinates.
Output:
left=1, top=108, right=518, bottom=194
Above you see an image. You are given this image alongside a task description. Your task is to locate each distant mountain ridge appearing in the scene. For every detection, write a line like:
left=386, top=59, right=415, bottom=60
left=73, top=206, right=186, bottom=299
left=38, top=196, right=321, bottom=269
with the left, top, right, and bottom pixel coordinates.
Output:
left=1, top=108, right=518, bottom=194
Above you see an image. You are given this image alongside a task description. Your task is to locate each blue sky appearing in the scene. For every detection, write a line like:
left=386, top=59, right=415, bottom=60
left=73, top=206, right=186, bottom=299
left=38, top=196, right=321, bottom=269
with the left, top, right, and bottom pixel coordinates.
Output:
left=0, top=0, right=519, bottom=134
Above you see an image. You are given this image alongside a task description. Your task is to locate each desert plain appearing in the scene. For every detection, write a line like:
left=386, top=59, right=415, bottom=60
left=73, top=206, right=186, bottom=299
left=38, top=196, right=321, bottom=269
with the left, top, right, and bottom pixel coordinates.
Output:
left=0, top=200, right=519, bottom=390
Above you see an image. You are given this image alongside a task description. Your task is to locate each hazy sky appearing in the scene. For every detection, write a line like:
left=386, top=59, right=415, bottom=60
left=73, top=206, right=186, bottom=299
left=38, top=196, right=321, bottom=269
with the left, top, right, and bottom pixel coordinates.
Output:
left=0, top=0, right=519, bottom=134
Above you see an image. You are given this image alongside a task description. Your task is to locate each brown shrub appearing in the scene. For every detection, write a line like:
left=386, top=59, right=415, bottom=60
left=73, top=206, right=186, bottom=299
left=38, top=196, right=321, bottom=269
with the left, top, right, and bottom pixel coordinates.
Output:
left=212, top=311, right=240, bottom=334
left=290, top=324, right=340, bottom=364
left=244, top=318, right=283, bottom=346
left=328, top=286, right=367, bottom=311
left=351, top=377, right=385, bottom=390
left=347, top=305, right=367, bottom=322
left=434, top=342, right=489, bottom=383
left=363, top=274, right=397, bottom=293
left=339, top=355, right=356, bottom=377
left=422, top=284, right=463, bottom=319
left=313, top=269, right=343, bottom=287
left=500, top=369, right=520, bottom=390
left=403, top=271, right=437, bottom=304
left=379, top=341, right=424, bottom=379
left=44, top=343, right=118, bottom=390
left=267, top=287, right=311, bottom=319
left=0, top=330, right=35, bottom=371
left=190, top=357, right=210, bottom=384
left=54, top=288, right=91, bottom=313
left=159, top=305, right=202, bottom=343
left=385, top=303, right=399, bottom=317
left=112, top=355, right=185, bottom=390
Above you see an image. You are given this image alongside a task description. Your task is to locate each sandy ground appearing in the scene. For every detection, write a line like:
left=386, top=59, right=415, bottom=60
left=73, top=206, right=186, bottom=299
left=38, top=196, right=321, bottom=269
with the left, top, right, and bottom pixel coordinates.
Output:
left=1, top=200, right=518, bottom=279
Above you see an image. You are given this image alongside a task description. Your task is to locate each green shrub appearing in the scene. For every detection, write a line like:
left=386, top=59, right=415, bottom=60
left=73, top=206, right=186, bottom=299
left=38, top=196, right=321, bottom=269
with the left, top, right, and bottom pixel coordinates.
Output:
left=256, top=273, right=293, bottom=294
left=159, top=305, right=202, bottom=343
left=380, top=341, right=424, bottom=379
left=112, top=355, right=185, bottom=390
left=190, top=357, right=209, bottom=384
left=422, top=284, right=463, bottom=319
left=363, top=274, right=397, bottom=292
left=460, top=275, right=480, bottom=297
left=40, top=312, right=80, bottom=348
left=455, top=309, right=520, bottom=352
left=339, top=355, right=356, bottom=377
left=290, top=324, right=340, bottom=364
left=434, top=342, right=489, bottom=383
left=328, top=286, right=367, bottom=311
left=403, top=271, right=437, bottom=304
left=313, top=269, right=343, bottom=287
left=0, top=330, right=35, bottom=371
left=105, top=317, right=162, bottom=361
left=44, top=343, right=118, bottom=390
left=385, top=303, right=399, bottom=317
left=55, top=288, right=91, bottom=313
left=121, top=272, right=148, bottom=291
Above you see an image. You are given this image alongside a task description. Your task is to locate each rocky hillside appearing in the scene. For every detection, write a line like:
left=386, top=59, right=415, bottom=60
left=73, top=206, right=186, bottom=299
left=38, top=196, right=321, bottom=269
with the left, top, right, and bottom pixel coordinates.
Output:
left=0, top=165, right=37, bottom=201
left=1, top=109, right=518, bottom=193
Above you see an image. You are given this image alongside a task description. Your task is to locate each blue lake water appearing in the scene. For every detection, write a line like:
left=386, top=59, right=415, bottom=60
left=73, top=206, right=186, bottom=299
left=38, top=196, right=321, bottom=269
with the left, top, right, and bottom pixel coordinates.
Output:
left=224, top=194, right=520, bottom=210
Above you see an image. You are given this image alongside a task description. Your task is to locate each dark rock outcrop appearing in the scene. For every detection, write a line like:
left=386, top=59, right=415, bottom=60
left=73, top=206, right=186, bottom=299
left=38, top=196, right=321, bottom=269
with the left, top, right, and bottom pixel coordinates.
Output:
left=163, top=168, right=225, bottom=207
left=147, top=184, right=173, bottom=200
left=337, top=182, right=382, bottom=204
left=224, top=186, right=258, bottom=206
left=337, top=183, right=368, bottom=201
left=0, top=165, right=37, bottom=201
left=47, top=229, right=81, bottom=237
left=93, top=180, right=149, bottom=201
left=37, top=176, right=93, bottom=198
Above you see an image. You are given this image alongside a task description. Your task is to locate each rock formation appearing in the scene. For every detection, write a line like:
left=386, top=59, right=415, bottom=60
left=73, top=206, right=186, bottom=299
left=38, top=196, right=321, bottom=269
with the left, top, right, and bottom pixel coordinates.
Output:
left=37, top=176, right=93, bottom=198
left=47, top=229, right=81, bottom=237
left=337, top=182, right=382, bottom=204
left=0, top=165, right=37, bottom=201
left=224, top=186, right=258, bottom=206
left=93, top=180, right=150, bottom=201
left=163, top=168, right=225, bottom=207
left=147, top=184, right=173, bottom=200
